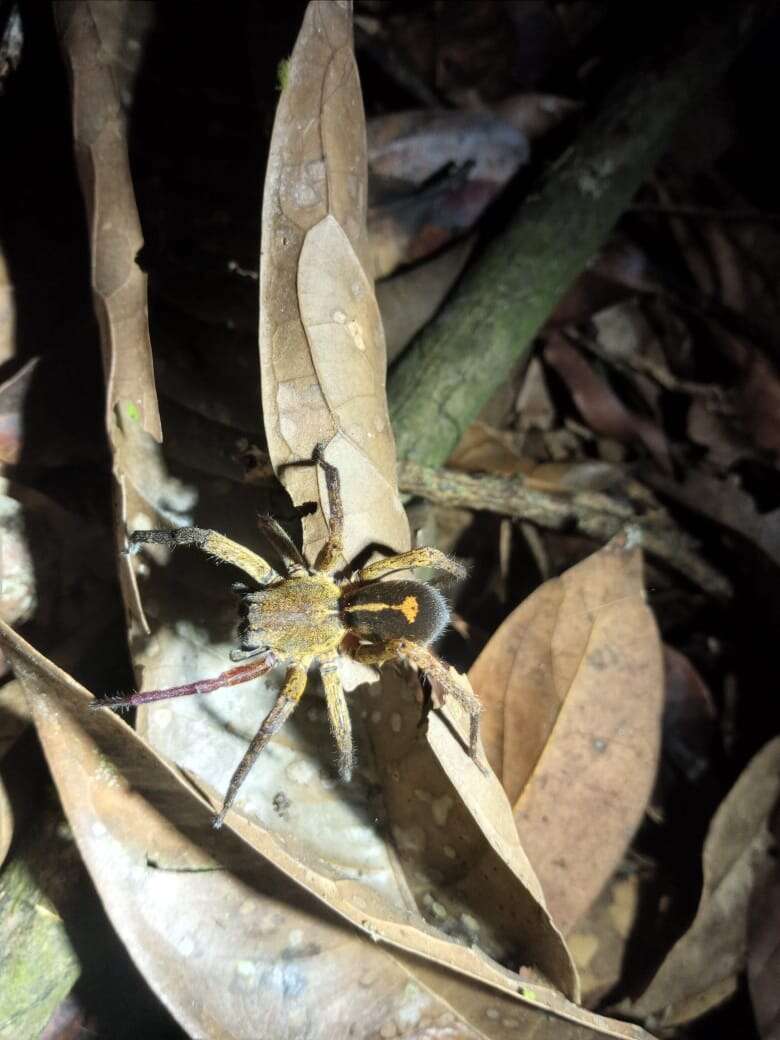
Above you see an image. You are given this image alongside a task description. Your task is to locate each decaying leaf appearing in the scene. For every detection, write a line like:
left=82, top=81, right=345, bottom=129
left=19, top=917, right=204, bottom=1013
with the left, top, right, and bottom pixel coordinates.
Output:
left=470, top=530, right=664, bottom=935
left=628, top=737, right=780, bottom=1025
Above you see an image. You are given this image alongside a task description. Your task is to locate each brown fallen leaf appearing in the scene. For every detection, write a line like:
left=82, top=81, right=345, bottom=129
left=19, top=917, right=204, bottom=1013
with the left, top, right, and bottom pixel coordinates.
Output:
left=449, top=421, right=530, bottom=477
left=662, top=646, right=717, bottom=784
left=748, top=800, right=780, bottom=1040
left=469, top=530, right=664, bottom=935
left=544, top=335, right=671, bottom=473
left=627, top=736, right=780, bottom=1026
left=378, top=236, right=475, bottom=363
left=567, top=871, right=642, bottom=1008
left=1, top=619, right=656, bottom=1040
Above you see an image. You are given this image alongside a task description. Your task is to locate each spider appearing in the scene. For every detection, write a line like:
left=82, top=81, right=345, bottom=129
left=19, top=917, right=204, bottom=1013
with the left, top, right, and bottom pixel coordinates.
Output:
left=91, top=448, right=483, bottom=828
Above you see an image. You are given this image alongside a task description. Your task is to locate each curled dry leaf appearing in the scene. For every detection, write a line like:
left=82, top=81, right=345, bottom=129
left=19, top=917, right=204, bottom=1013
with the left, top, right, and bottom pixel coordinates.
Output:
left=1, top=619, right=656, bottom=1040
left=55, top=0, right=164, bottom=640
left=628, top=737, right=780, bottom=1026
left=470, top=530, right=664, bottom=935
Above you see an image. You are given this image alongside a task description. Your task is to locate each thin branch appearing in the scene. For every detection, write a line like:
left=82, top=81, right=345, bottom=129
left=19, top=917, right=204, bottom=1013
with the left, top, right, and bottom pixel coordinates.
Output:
left=398, top=460, right=732, bottom=598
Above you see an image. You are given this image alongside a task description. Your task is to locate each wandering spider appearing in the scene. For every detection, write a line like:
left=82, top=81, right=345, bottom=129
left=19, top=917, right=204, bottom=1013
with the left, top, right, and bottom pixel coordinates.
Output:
left=92, top=448, right=483, bottom=828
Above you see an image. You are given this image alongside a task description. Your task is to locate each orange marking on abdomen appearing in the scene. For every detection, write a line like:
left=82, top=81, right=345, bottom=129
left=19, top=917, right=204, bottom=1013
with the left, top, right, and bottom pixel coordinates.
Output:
left=345, top=595, right=420, bottom=625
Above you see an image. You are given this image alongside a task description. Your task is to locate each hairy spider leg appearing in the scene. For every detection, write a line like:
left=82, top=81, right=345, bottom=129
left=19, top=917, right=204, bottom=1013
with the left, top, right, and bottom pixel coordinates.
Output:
left=353, top=639, right=485, bottom=770
left=256, top=514, right=309, bottom=575
left=319, top=653, right=354, bottom=781
left=352, top=547, right=466, bottom=584
left=89, top=656, right=277, bottom=711
left=213, top=663, right=308, bottom=829
left=312, top=445, right=345, bottom=574
left=128, top=527, right=278, bottom=586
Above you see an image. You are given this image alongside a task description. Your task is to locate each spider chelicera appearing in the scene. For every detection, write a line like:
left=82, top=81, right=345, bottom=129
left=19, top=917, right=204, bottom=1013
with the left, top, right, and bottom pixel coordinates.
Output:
left=92, top=448, right=483, bottom=828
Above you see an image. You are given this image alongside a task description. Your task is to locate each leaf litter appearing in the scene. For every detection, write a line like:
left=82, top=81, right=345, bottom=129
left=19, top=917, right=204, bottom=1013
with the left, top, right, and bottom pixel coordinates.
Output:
left=0, top=2, right=664, bottom=1037
left=5, top=1, right=780, bottom=1038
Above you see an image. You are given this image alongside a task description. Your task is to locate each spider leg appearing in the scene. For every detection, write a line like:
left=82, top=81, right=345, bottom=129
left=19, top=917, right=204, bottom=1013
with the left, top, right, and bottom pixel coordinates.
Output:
left=352, top=547, right=466, bottom=584
left=213, top=663, right=307, bottom=829
left=312, top=445, right=345, bottom=574
left=353, top=639, right=484, bottom=770
left=319, top=653, right=354, bottom=781
left=257, top=514, right=309, bottom=575
left=128, top=527, right=278, bottom=586
left=89, top=655, right=276, bottom=711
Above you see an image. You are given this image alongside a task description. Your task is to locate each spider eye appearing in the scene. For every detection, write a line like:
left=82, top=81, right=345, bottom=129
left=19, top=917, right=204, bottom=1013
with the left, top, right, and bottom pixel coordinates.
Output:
left=342, top=581, right=449, bottom=644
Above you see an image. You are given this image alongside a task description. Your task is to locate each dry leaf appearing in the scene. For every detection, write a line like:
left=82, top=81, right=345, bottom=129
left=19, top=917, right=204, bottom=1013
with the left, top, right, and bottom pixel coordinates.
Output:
left=378, top=237, right=475, bottom=363
left=1, top=619, right=657, bottom=1040
left=0, top=679, right=29, bottom=763
left=0, top=773, right=10, bottom=867
left=493, top=94, right=581, bottom=142
left=0, top=679, right=29, bottom=865
left=662, top=646, right=716, bottom=783
left=367, top=109, right=528, bottom=278
left=470, top=531, right=664, bottom=935
left=748, top=801, right=780, bottom=1040
left=628, top=737, right=780, bottom=1025
left=567, top=872, right=642, bottom=1008
left=449, top=422, right=530, bottom=477
left=544, top=335, right=671, bottom=473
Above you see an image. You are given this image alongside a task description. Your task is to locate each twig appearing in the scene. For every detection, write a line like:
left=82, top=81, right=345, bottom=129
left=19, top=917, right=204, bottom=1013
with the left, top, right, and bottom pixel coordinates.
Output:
left=398, top=460, right=732, bottom=598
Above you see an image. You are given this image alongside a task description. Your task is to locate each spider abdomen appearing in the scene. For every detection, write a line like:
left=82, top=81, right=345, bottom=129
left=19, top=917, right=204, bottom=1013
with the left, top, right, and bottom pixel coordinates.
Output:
left=341, top=580, right=449, bottom=645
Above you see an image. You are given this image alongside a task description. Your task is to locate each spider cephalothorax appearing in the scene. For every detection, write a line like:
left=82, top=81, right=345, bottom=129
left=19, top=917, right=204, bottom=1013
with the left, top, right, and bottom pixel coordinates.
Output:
left=92, top=448, right=483, bottom=828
